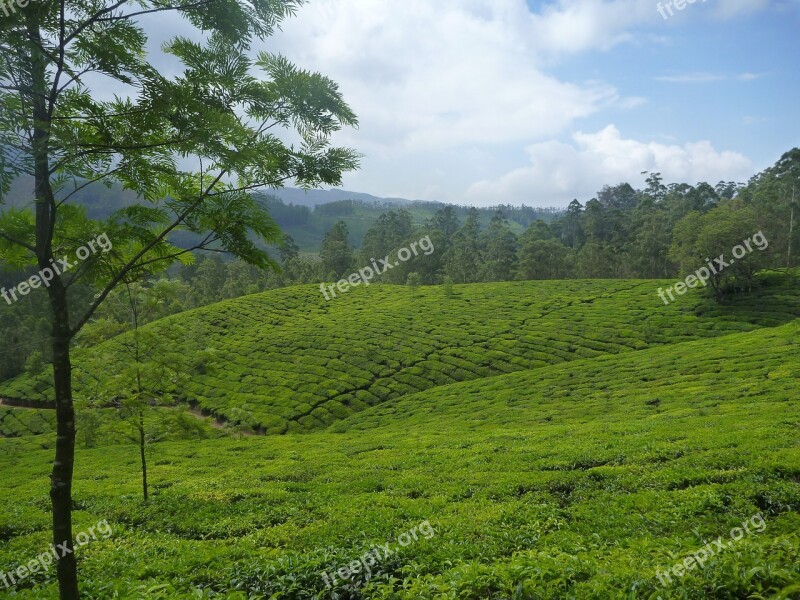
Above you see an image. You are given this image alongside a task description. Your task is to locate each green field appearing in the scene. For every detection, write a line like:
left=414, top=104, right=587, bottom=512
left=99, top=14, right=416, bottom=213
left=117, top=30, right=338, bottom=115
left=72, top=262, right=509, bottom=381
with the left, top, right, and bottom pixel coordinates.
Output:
left=1, top=275, right=799, bottom=598
left=2, top=273, right=798, bottom=436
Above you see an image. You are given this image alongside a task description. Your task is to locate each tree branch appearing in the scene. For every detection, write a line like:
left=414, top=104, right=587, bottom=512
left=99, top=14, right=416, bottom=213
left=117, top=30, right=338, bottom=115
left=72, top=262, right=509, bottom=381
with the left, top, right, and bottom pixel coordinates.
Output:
left=62, top=0, right=130, bottom=47
left=94, top=0, right=214, bottom=24
left=55, top=164, right=130, bottom=207
left=47, top=0, right=67, bottom=118
left=0, top=230, right=36, bottom=253
left=70, top=169, right=230, bottom=336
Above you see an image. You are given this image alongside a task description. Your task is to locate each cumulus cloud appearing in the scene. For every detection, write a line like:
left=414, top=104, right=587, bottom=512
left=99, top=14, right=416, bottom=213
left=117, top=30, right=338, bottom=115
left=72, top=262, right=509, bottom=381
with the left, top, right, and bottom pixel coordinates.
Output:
left=123, top=0, right=778, bottom=204
left=465, top=125, right=753, bottom=207
left=263, top=0, right=776, bottom=203
left=269, top=0, right=643, bottom=152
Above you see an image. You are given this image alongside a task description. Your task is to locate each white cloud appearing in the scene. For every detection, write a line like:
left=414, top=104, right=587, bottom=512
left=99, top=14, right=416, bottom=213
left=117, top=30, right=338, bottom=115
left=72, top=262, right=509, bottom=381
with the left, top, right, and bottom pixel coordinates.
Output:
left=269, top=0, right=646, bottom=153
left=465, top=125, right=753, bottom=207
left=129, top=0, right=778, bottom=204
left=527, top=0, right=773, bottom=50
left=262, top=0, right=777, bottom=204
left=655, top=72, right=767, bottom=83
left=529, top=1, right=651, bottom=54
left=655, top=73, right=728, bottom=83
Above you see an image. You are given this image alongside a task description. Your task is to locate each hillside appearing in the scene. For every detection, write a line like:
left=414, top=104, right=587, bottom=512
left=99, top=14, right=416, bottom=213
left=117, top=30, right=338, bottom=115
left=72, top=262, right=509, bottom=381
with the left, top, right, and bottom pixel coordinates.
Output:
left=4, top=177, right=555, bottom=253
left=2, top=273, right=798, bottom=437
left=268, top=187, right=416, bottom=208
left=1, top=319, right=798, bottom=598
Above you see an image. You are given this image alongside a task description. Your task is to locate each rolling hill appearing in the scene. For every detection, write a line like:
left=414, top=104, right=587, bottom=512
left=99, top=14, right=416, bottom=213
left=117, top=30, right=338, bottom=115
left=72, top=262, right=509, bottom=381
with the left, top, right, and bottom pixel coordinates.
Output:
left=2, top=273, right=798, bottom=438
left=0, top=302, right=798, bottom=598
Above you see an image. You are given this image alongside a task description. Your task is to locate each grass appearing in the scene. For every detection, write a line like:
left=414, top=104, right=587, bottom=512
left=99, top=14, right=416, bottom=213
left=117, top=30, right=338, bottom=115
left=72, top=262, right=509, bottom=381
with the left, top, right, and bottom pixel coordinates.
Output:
left=0, top=274, right=798, bottom=598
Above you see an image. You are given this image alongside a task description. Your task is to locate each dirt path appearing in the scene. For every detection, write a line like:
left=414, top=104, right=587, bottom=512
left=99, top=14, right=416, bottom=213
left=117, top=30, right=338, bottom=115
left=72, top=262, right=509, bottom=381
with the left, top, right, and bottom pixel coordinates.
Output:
left=0, top=397, right=54, bottom=410
left=1, top=396, right=266, bottom=437
left=188, top=406, right=229, bottom=431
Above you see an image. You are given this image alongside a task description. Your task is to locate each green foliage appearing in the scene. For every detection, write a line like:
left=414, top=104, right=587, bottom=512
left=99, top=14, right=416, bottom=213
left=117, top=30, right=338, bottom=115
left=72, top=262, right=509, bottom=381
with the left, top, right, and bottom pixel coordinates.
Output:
left=670, top=203, right=769, bottom=300
left=444, top=208, right=484, bottom=284
left=481, top=211, right=519, bottom=281
left=443, top=276, right=455, bottom=298
left=3, top=274, right=798, bottom=438
left=319, top=220, right=355, bottom=279
left=0, top=0, right=361, bottom=377
left=406, top=272, right=421, bottom=294
left=0, top=406, right=56, bottom=437
left=517, top=238, right=574, bottom=280
left=23, top=351, right=45, bottom=377
left=0, top=317, right=798, bottom=597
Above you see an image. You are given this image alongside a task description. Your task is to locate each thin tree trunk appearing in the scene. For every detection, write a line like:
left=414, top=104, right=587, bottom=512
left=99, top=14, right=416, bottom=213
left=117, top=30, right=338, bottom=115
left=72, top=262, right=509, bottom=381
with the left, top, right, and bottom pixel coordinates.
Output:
left=128, top=287, right=148, bottom=502
left=789, top=205, right=794, bottom=268
left=788, top=186, right=795, bottom=269
left=25, top=13, right=80, bottom=598
left=50, top=300, right=79, bottom=600
left=139, top=410, right=148, bottom=502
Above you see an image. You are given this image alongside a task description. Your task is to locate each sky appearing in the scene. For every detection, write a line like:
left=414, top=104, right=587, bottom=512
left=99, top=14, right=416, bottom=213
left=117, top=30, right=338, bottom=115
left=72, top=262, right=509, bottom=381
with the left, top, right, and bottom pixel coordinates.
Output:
left=144, top=0, right=800, bottom=208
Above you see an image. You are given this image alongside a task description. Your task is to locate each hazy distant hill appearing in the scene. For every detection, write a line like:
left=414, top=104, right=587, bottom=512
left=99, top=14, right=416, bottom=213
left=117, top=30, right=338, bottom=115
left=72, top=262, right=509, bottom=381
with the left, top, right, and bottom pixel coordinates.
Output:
left=4, top=176, right=408, bottom=211
left=3, top=178, right=560, bottom=252
left=268, top=186, right=415, bottom=207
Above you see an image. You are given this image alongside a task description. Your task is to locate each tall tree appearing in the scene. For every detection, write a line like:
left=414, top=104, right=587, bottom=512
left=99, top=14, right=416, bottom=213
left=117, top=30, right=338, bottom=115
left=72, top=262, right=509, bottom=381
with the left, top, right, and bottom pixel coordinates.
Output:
left=190, top=255, right=228, bottom=306
left=670, top=202, right=768, bottom=301
left=359, top=209, right=413, bottom=283
left=319, top=220, right=355, bottom=279
left=739, top=149, right=800, bottom=269
left=444, top=207, right=483, bottom=283
left=481, top=210, right=518, bottom=281
left=643, top=172, right=667, bottom=203
left=429, top=205, right=461, bottom=239
left=630, top=198, right=673, bottom=278
left=0, top=2, right=359, bottom=597
left=559, top=200, right=585, bottom=249
left=278, top=233, right=300, bottom=265
left=411, top=205, right=462, bottom=283
left=517, top=238, right=574, bottom=280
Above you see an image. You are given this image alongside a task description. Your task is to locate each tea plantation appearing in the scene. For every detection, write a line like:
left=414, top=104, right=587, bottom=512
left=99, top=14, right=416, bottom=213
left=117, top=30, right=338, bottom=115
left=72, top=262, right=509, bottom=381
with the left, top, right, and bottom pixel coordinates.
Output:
left=2, top=273, right=798, bottom=436
left=0, top=274, right=798, bottom=598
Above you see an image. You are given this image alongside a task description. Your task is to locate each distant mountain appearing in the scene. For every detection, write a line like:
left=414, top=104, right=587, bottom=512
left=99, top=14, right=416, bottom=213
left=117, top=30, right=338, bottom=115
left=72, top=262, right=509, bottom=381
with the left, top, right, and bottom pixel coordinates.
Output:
left=3, top=178, right=560, bottom=253
left=4, top=177, right=415, bottom=210
left=268, top=187, right=415, bottom=207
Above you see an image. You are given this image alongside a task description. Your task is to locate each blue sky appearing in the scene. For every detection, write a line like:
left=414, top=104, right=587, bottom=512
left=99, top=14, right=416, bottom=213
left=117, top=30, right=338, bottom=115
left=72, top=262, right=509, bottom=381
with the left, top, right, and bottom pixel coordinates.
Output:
left=559, top=3, right=800, bottom=164
left=152, top=0, right=800, bottom=207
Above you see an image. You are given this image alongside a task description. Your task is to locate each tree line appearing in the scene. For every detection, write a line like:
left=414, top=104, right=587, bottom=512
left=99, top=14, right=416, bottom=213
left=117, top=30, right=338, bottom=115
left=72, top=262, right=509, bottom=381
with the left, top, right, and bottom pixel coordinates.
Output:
left=314, top=150, right=798, bottom=288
